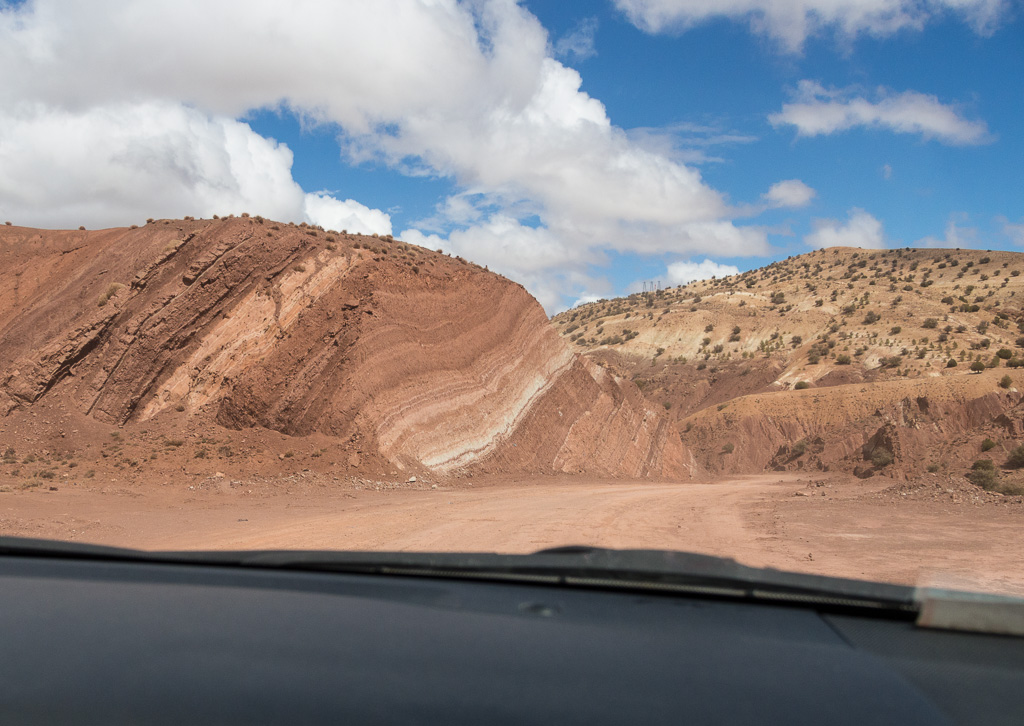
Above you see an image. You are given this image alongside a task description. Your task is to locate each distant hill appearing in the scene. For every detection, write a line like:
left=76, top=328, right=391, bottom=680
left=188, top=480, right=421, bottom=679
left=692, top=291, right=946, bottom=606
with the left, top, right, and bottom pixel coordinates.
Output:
left=552, top=247, right=1024, bottom=490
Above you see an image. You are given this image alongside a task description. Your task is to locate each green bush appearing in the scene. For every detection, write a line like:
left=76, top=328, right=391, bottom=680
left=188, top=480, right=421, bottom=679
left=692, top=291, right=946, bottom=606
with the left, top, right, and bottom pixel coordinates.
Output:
left=1005, top=444, right=1024, bottom=469
left=981, top=438, right=997, bottom=452
left=794, top=381, right=810, bottom=390
left=946, top=358, right=957, bottom=368
left=970, top=361, right=986, bottom=373
left=870, top=447, right=894, bottom=468
left=997, top=348, right=1013, bottom=359
left=721, top=443, right=734, bottom=454
left=922, top=318, right=938, bottom=329
left=836, top=354, right=852, bottom=365
left=1000, top=374, right=1012, bottom=389
left=967, top=459, right=999, bottom=490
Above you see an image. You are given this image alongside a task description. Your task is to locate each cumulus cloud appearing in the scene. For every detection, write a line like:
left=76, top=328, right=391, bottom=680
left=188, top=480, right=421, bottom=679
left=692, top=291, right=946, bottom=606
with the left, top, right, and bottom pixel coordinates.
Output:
left=666, top=259, right=741, bottom=286
left=805, top=208, right=887, bottom=249
left=764, top=179, right=816, bottom=208
left=0, top=101, right=307, bottom=229
left=916, top=217, right=977, bottom=248
left=612, top=0, right=1009, bottom=52
left=770, top=80, right=991, bottom=145
left=0, top=100, right=388, bottom=233
left=0, top=0, right=769, bottom=309
left=303, top=193, right=392, bottom=236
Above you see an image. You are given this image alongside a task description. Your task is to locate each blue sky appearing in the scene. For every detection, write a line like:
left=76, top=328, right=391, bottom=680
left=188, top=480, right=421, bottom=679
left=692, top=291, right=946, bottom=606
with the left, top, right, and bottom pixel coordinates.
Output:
left=0, top=1, right=1021, bottom=311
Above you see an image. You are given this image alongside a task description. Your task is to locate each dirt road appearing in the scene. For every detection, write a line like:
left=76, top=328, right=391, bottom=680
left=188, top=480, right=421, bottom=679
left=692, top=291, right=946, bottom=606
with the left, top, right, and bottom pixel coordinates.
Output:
left=2, top=473, right=1022, bottom=596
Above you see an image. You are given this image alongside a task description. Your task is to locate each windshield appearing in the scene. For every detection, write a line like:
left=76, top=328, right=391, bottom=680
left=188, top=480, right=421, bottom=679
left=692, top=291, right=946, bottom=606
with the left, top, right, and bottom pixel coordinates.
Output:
left=0, top=0, right=1021, bottom=600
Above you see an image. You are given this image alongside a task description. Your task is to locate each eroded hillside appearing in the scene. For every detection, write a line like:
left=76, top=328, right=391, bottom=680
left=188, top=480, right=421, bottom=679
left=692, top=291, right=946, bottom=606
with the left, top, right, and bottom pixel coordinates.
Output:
left=553, top=247, right=1024, bottom=488
left=0, top=217, right=687, bottom=482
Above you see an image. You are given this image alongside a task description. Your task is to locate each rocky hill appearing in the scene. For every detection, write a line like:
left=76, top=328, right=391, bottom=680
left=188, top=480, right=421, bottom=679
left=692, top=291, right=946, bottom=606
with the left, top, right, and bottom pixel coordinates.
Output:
left=0, top=217, right=687, bottom=484
left=553, top=247, right=1024, bottom=489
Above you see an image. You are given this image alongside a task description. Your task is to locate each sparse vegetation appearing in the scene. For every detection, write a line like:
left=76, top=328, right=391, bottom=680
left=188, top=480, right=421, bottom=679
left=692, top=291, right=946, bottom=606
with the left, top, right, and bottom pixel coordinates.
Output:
left=97, top=282, right=124, bottom=307
left=870, top=447, right=893, bottom=468
left=1005, top=444, right=1024, bottom=469
left=967, top=459, right=999, bottom=490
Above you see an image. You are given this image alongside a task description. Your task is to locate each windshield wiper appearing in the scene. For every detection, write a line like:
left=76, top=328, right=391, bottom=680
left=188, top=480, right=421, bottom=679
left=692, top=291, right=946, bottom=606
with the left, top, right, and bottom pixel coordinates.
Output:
left=0, top=536, right=916, bottom=614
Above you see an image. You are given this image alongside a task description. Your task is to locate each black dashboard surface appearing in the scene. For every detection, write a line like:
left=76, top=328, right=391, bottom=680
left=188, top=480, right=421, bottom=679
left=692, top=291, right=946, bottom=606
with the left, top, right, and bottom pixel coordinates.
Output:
left=1, top=554, right=1022, bottom=724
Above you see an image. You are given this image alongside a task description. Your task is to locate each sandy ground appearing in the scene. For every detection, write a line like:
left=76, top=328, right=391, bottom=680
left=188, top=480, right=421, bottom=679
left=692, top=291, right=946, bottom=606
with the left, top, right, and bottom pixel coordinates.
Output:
left=2, top=472, right=1022, bottom=597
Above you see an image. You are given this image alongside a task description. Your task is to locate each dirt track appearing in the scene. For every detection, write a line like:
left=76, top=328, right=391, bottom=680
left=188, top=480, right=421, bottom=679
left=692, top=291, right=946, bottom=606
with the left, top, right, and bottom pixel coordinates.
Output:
left=3, top=472, right=1022, bottom=596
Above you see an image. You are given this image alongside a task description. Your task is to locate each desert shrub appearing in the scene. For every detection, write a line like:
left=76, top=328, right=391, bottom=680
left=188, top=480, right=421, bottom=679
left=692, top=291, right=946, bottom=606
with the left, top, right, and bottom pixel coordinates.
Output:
left=794, top=381, right=810, bottom=390
left=922, top=318, right=938, bottom=329
left=870, top=447, right=893, bottom=468
left=997, top=348, right=1013, bottom=360
left=807, top=353, right=820, bottom=364
left=946, top=358, right=958, bottom=368
left=1005, top=444, right=1024, bottom=469
left=863, top=311, right=880, bottom=325
left=982, top=438, right=997, bottom=452
left=836, top=354, right=851, bottom=365
left=967, top=459, right=999, bottom=490
left=1008, top=358, right=1024, bottom=368
left=970, top=361, right=986, bottom=373
left=890, top=326, right=901, bottom=334
left=97, top=282, right=124, bottom=307
left=1000, top=374, right=1013, bottom=389
left=927, top=462, right=940, bottom=473
left=879, top=356, right=902, bottom=368
left=721, top=443, right=734, bottom=454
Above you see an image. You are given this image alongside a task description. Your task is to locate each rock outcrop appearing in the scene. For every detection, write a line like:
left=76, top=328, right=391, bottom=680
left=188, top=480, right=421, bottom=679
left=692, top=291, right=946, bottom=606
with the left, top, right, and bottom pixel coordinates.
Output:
left=0, top=218, right=690, bottom=479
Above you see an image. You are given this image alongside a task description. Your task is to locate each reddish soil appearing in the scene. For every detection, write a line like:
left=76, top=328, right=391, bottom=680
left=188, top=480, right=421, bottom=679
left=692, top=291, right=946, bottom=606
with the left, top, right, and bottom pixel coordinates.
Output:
left=2, top=472, right=1021, bottom=597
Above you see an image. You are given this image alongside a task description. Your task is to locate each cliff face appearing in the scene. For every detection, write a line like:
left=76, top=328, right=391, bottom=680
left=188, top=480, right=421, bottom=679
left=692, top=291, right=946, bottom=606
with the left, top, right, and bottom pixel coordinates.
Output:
left=0, top=218, right=689, bottom=479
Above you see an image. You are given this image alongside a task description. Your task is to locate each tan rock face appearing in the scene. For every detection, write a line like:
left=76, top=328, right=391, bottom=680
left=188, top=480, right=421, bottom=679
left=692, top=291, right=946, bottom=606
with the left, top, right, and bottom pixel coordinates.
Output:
left=0, top=218, right=689, bottom=479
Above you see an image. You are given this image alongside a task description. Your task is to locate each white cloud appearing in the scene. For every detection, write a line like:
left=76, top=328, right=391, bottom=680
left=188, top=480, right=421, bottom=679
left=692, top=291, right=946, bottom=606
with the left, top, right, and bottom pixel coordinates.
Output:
left=402, top=216, right=611, bottom=313
left=666, top=259, right=740, bottom=286
left=998, top=217, right=1024, bottom=246
left=0, top=0, right=769, bottom=310
left=0, top=101, right=306, bottom=229
left=764, top=179, right=816, bottom=208
left=805, top=208, right=887, bottom=249
left=916, top=217, right=977, bottom=248
left=554, top=17, right=598, bottom=60
left=303, top=193, right=392, bottom=236
left=612, top=0, right=1009, bottom=52
left=770, top=80, right=991, bottom=145
left=0, top=100, right=389, bottom=233
left=882, top=163, right=893, bottom=179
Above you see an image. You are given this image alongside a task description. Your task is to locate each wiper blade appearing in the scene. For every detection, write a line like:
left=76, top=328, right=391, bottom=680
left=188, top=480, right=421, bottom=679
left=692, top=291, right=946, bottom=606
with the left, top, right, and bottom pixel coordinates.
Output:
left=0, top=536, right=916, bottom=614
